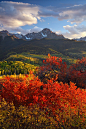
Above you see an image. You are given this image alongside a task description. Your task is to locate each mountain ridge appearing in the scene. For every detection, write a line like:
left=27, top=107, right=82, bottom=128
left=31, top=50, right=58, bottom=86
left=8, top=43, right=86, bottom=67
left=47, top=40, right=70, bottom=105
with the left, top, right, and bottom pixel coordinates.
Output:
left=0, top=28, right=65, bottom=41
left=74, top=36, right=86, bottom=41
left=1, top=28, right=86, bottom=41
left=0, top=28, right=86, bottom=61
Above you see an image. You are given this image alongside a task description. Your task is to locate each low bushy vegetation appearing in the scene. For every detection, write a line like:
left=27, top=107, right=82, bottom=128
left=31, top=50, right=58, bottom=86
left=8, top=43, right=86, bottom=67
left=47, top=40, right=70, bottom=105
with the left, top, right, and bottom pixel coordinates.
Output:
left=0, top=54, right=86, bottom=129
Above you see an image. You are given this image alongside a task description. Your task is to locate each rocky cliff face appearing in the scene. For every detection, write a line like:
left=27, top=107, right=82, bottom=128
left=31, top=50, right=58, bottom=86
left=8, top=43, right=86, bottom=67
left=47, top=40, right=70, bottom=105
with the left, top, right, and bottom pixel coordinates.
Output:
left=0, top=28, right=65, bottom=41
left=0, top=30, right=10, bottom=39
left=25, top=28, right=65, bottom=40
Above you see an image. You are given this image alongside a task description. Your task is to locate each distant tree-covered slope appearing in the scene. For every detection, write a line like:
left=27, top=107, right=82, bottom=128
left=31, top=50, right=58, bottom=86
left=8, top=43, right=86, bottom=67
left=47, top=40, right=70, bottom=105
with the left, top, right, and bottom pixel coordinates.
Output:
left=0, top=36, right=86, bottom=60
left=10, top=38, right=86, bottom=59
left=0, top=36, right=29, bottom=60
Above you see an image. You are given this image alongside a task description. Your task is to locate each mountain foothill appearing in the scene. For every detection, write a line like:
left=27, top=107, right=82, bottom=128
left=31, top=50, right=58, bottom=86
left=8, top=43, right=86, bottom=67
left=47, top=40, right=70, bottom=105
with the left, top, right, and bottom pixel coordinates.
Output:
left=0, top=28, right=86, bottom=61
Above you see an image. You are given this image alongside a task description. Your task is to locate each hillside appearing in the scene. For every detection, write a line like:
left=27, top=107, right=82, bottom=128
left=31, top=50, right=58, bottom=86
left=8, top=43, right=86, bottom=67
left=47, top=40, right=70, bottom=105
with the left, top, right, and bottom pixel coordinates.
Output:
left=0, top=35, right=29, bottom=60
left=0, top=36, right=86, bottom=61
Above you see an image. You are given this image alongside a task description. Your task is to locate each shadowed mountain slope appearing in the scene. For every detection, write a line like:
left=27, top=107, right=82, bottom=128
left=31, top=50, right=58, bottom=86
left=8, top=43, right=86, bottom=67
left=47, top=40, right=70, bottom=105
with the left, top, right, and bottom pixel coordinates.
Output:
left=0, top=36, right=86, bottom=60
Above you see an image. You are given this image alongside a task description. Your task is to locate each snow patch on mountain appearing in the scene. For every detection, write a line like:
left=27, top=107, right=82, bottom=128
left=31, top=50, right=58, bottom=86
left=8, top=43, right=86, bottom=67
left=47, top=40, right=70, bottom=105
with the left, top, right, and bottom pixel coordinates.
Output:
left=0, top=28, right=65, bottom=41
left=41, top=32, right=47, bottom=37
left=25, top=36, right=31, bottom=40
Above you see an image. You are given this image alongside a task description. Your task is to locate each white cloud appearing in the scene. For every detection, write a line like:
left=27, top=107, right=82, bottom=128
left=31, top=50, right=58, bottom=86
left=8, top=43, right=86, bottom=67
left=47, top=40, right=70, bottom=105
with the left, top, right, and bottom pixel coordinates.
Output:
left=0, top=26, right=29, bottom=34
left=62, top=24, right=86, bottom=39
left=0, top=1, right=86, bottom=27
left=63, top=25, right=79, bottom=34
left=55, top=30, right=62, bottom=34
left=58, top=4, right=86, bottom=24
left=0, top=26, right=43, bottom=35
left=38, top=7, right=59, bottom=17
left=27, top=26, right=43, bottom=33
left=0, top=1, right=40, bottom=28
left=0, top=1, right=86, bottom=38
left=63, top=31, right=86, bottom=39
left=38, top=4, right=86, bottom=24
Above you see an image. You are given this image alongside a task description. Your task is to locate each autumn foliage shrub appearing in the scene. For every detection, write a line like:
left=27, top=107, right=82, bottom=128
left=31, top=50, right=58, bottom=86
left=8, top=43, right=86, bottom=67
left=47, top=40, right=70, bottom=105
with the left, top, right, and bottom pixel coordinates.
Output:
left=0, top=54, right=86, bottom=128
left=1, top=73, right=86, bottom=124
left=36, top=54, right=86, bottom=89
left=35, top=53, right=63, bottom=83
left=58, top=57, right=86, bottom=89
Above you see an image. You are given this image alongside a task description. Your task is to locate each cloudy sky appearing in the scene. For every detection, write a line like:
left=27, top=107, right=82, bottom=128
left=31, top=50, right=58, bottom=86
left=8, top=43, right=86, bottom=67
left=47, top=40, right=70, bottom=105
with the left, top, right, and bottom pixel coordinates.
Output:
left=0, top=0, right=86, bottom=39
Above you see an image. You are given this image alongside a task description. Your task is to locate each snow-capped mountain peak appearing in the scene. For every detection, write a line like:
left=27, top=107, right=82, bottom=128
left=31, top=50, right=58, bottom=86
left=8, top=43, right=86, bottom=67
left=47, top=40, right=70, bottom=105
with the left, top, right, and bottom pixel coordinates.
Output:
left=25, top=28, right=65, bottom=40
left=0, top=28, right=65, bottom=41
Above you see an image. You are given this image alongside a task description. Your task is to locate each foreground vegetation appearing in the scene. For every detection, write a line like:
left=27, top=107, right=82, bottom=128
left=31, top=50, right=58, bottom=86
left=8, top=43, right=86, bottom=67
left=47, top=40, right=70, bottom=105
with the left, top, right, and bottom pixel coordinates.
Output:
left=0, top=60, right=38, bottom=75
left=0, top=54, right=86, bottom=129
left=0, top=52, right=78, bottom=76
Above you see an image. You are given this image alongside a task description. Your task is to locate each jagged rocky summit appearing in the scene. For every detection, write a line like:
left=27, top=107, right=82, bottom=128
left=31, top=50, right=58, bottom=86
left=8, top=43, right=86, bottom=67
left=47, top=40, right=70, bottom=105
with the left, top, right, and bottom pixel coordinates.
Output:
left=0, top=28, right=65, bottom=41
